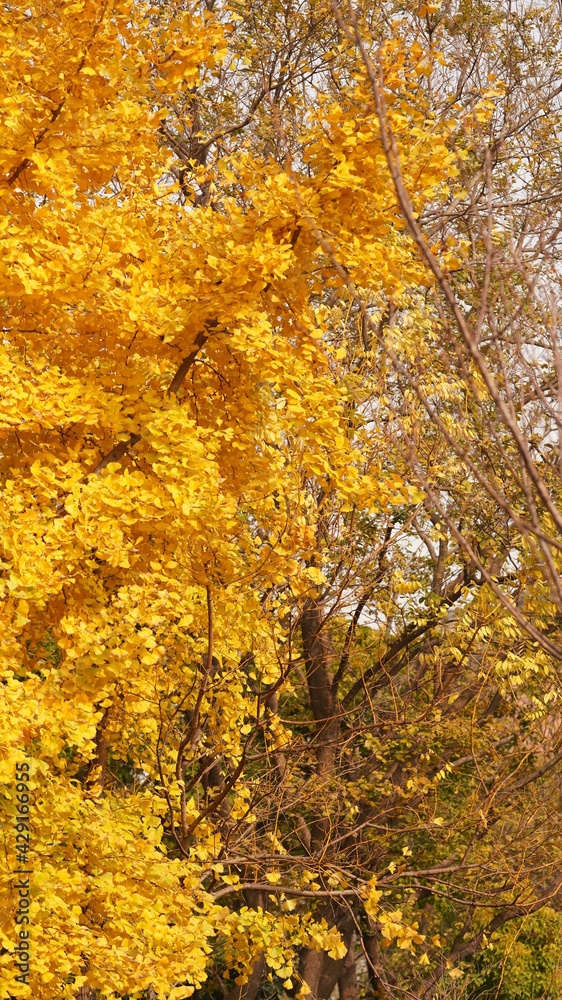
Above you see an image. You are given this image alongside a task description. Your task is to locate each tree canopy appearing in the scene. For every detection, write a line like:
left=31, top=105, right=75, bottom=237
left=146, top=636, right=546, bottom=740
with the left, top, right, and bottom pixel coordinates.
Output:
left=2, top=2, right=562, bottom=999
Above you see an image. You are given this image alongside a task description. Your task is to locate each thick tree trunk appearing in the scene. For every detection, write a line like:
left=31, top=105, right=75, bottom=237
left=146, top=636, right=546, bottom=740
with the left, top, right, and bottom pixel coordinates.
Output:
left=300, top=598, right=339, bottom=851
left=363, top=934, right=391, bottom=999
left=226, top=955, right=266, bottom=1000
left=297, top=909, right=354, bottom=1000
left=298, top=601, right=353, bottom=998
left=225, top=889, right=267, bottom=1000
left=301, top=599, right=338, bottom=766
left=338, top=934, right=358, bottom=1000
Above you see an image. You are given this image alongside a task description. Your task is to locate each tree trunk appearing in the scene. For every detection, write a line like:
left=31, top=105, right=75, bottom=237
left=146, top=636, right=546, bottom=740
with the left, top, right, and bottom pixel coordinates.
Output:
left=300, top=598, right=339, bottom=851
left=363, top=934, right=391, bottom=999
left=226, top=955, right=266, bottom=1000
left=297, top=908, right=354, bottom=1000
left=225, top=889, right=267, bottom=1000
left=298, top=601, right=352, bottom=997
left=338, top=934, right=358, bottom=1000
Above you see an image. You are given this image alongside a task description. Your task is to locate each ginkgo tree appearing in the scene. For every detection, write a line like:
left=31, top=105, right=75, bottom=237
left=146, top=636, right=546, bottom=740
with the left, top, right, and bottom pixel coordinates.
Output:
left=2, top=1, right=562, bottom=1000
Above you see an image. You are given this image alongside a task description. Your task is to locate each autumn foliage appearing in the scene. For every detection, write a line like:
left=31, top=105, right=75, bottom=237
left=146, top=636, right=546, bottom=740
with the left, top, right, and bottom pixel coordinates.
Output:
left=3, top=2, right=562, bottom=999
